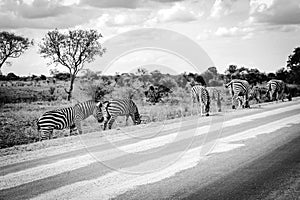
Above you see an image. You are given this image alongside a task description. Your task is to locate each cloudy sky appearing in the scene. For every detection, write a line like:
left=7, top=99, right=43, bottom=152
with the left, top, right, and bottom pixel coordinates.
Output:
left=1, top=0, right=300, bottom=76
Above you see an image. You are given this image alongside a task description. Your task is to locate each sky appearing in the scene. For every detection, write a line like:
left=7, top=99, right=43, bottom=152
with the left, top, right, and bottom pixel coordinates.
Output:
left=0, top=0, right=300, bottom=76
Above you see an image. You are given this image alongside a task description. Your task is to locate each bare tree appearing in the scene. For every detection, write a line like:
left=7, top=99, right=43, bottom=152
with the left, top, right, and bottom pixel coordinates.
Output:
left=39, top=29, right=106, bottom=101
left=0, top=31, right=33, bottom=73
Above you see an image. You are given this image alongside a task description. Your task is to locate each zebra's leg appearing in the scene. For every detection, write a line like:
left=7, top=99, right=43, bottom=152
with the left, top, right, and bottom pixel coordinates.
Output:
left=108, top=116, right=116, bottom=129
left=245, top=94, right=250, bottom=108
left=232, top=95, right=236, bottom=109
left=75, top=121, right=83, bottom=135
left=103, top=115, right=111, bottom=130
left=125, top=115, right=129, bottom=126
left=130, top=114, right=136, bottom=125
left=70, top=124, right=77, bottom=136
left=280, top=91, right=285, bottom=102
left=200, top=100, right=204, bottom=116
left=275, top=91, right=279, bottom=102
left=217, top=95, right=222, bottom=112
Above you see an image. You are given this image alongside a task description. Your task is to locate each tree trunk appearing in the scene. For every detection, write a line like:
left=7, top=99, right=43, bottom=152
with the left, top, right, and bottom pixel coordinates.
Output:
left=67, top=75, right=76, bottom=101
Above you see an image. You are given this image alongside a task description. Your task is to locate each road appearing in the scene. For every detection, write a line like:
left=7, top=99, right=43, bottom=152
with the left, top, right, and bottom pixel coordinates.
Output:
left=1, top=99, right=300, bottom=200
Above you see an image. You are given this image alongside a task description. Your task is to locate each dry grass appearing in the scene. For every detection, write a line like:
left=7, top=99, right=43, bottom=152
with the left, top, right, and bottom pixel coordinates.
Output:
left=1, top=82, right=293, bottom=149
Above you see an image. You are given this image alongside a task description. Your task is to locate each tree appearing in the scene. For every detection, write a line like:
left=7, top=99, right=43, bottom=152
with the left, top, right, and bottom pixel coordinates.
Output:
left=39, top=29, right=105, bottom=101
left=54, top=72, right=70, bottom=81
left=207, top=66, right=218, bottom=77
left=275, top=67, right=289, bottom=82
left=6, top=72, right=19, bottom=81
left=40, top=74, right=47, bottom=80
left=287, top=47, right=300, bottom=84
left=0, top=31, right=33, bottom=72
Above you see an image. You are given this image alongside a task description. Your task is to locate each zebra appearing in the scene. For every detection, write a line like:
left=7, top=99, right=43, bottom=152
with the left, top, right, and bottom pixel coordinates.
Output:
left=266, top=79, right=291, bottom=102
left=225, top=79, right=250, bottom=109
left=37, top=100, right=104, bottom=140
left=206, top=87, right=223, bottom=112
left=249, top=86, right=263, bottom=104
left=102, top=99, right=141, bottom=130
left=191, top=84, right=210, bottom=116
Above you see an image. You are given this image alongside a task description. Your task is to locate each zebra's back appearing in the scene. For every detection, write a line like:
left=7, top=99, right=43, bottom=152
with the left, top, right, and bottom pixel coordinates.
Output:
left=191, top=85, right=210, bottom=104
left=102, top=99, right=141, bottom=130
left=37, top=100, right=104, bottom=140
left=225, top=79, right=250, bottom=109
left=105, top=99, right=138, bottom=116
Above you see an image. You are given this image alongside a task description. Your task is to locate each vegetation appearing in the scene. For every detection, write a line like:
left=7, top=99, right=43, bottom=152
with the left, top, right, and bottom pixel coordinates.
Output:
left=0, top=31, right=33, bottom=74
left=39, top=29, right=106, bottom=101
left=1, top=29, right=300, bottom=150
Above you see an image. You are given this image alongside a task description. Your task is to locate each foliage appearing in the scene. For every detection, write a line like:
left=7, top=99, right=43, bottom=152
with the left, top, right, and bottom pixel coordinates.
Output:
left=53, top=72, right=71, bottom=81
left=6, top=72, right=19, bottom=81
left=144, top=84, right=172, bottom=104
left=0, top=31, right=33, bottom=70
left=287, top=47, right=300, bottom=84
left=40, top=74, right=47, bottom=80
left=224, top=65, right=267, bottom=85
left=39, top=29, right=105, bottom=101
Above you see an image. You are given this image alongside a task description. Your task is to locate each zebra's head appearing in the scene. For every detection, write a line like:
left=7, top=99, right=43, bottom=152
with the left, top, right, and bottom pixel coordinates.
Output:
left=93, top=102, right=105, bottom=123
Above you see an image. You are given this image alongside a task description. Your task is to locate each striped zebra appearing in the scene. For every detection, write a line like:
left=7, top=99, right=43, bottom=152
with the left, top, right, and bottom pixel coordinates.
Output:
left=266, top=79, right=291, bottom=102
left=206, top=87, right=223, bottom=112
left=102, top=99, right=141, bottom=130
left=191, top=85, right=210, bottom=116
left=225, top=79, right=250, bottom=109
left=37, top=100, right=104, bottom=140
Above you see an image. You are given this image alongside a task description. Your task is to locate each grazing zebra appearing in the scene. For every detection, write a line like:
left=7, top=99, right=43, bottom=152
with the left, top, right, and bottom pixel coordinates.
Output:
left=266, top=79, right=291, bottom=102
left=206, top=87, right=223, bottom=112
left=225, top=79, right=250, bottom=109
left=249, top=86, right=263, bottom=103
left=37, top=100, right=104, bottom=140
left=102, top=99, right=141, bottom=130
left=191, top=85, right=210, bottom=116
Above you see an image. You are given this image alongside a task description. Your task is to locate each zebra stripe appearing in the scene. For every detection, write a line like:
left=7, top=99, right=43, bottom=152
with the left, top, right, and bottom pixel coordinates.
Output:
left=102, top=99, right=141, bottom=130
left=206, top=87, right=222, bottom=112
left=191, top=85, right=210, bottom=116
left=37, top=100, right=104, bottom=140
left=266, top=79, right=291, bottom=102
left=225, top=79, right=250, bottom=109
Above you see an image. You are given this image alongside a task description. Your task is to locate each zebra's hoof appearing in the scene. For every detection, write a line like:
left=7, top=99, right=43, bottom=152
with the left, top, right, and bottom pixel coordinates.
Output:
left=218, top=109, right=221, bottom=112
left=232, top=105, right=236, bottom=109
left=206, top=113, right=209, bottom=116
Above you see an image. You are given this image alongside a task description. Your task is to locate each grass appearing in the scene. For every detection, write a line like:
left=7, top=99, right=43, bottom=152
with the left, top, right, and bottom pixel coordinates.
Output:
left=1, top=81, right=299, bottom=149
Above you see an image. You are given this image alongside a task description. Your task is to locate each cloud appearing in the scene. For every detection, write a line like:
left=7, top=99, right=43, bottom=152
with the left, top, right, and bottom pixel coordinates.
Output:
left=210, top=0, right=238, bottom=19
left=1, top=0, right=71, bottom=19
left=249, top=0, right=300, bottom=25
left=149, top=2, right=200, bottom=23
left=106, top=11, right=150, bottom=27
left=215, top=26, right=254, bottom=39
left=79, top=0, right=140, bottom=8
left=0, top=0, right=103, bottom=29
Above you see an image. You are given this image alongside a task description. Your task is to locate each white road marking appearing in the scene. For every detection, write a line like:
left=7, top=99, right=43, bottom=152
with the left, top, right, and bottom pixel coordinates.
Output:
left=211, top=114, right=300, bottom=154
left=0, top=154, right=96, bottom=190
left=2, top=103, right=300, bottom=191
left=2, top=103, right=299, bottom=169
left=30, top=113, right=300, bottom=200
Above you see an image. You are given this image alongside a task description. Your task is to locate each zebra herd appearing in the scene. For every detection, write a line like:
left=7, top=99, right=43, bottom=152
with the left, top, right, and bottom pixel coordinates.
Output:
left=37, top=99, right=141, bottom=140
left=37, top=78, right=292, bottom=140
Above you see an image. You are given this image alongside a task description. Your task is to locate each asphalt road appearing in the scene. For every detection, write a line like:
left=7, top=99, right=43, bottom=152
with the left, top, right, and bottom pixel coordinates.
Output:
left=1, top=99, right=300, bottom=200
